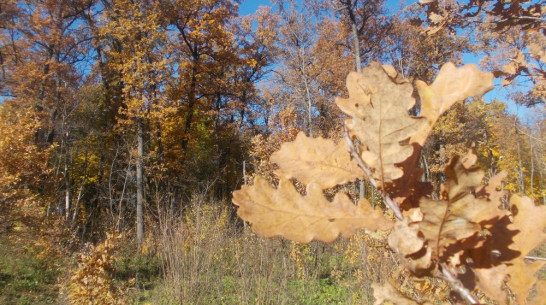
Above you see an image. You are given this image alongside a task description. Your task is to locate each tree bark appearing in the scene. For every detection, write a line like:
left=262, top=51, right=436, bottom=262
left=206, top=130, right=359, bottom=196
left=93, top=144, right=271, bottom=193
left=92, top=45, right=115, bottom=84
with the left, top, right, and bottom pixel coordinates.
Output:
left=352, top=20, right=361, bottom=73
left=342, top=1, right=365, bottom=198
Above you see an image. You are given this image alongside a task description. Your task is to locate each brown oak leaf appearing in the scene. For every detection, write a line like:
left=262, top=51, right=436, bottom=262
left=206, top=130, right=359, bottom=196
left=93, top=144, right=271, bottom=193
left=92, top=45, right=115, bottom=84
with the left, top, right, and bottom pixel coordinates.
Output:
left=270, top=132, right=363, bottom=189
left=419, top=151, right=501, bottom=260
left=505, top=195, right=546, bottom=305
left=478, top=171, right=509, bottom=205
left=372, top=282, right=431, bottom=305
left=232, top=177, right=393, bottom=243
left=413, top=63, right=494, bottom=146
left=336, top=62, right=426, bottom=186
left=474, top=265, right=508, bottom=305
left=389, top=218, right=432, bottom=274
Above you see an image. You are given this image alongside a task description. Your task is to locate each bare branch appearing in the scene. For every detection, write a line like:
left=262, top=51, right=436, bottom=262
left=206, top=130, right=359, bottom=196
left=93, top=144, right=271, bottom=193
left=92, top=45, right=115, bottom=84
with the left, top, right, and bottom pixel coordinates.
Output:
left=344, top=129, right=404, bottom=220
left=440, top=263, right=480, bottom=305
left=524, top=255, right=546, bottom=261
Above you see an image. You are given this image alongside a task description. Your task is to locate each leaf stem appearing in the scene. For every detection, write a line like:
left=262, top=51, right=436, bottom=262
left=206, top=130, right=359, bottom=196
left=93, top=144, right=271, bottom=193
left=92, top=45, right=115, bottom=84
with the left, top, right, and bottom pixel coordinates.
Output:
left=344, top=130, right=404, bottom=220
left=439, top=263, right=480, bottom=304
left=524, top=255, right=546, bottom=261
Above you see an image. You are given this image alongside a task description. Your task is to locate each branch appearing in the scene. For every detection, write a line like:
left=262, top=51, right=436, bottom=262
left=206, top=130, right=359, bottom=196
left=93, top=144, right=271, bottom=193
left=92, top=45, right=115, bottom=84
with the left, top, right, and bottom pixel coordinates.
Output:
left=524, top=255, right=546, bottom=261
left=344, top=129, right=404, bottom=221
left=440, top=263, right=480, bottom=305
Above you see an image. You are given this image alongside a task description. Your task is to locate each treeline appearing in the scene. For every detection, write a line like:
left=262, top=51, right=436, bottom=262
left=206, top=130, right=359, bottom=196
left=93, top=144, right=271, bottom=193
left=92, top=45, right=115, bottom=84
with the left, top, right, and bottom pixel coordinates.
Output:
left=0, top=0, right=544, bottom=246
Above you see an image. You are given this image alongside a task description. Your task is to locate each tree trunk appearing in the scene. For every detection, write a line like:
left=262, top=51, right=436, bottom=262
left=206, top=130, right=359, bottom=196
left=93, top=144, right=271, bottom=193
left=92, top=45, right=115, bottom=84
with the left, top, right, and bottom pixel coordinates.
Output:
left=344, top=1, right=365, bottom=198
left=299, top=44, right=313, bottom=137
left=64, top=155, right=71, bottom=221
left=352, top=20, right=361, bottom=73
left=136, top=117, right=145, bottom=245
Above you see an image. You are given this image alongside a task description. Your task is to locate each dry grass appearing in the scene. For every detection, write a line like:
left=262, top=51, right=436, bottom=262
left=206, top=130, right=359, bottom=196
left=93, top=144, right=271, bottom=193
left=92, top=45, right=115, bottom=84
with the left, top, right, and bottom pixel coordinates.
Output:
left=142, top=195, right=398, bottom=304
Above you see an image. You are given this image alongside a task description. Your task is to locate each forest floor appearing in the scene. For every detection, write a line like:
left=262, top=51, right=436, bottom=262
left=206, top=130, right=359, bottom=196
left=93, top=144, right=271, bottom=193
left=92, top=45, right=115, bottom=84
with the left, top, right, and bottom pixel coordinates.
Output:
left=1, top=200, right=544, bottom=305
left=0, top=200, right=397, bottom=305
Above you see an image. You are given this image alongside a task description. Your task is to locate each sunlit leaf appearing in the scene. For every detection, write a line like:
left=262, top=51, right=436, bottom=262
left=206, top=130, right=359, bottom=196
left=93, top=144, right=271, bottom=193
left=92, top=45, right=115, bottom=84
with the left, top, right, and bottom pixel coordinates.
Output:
left=233, top=176, right=393, bottom=243
left=336, top=62, right=426, bottom=186
left=271, top=132, right=363, bottom=189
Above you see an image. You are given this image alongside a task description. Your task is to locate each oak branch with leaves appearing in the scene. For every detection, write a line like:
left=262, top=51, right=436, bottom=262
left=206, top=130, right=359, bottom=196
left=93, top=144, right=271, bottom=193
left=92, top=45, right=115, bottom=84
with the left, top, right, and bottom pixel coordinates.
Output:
left=233, top=62, right=545, bottom=305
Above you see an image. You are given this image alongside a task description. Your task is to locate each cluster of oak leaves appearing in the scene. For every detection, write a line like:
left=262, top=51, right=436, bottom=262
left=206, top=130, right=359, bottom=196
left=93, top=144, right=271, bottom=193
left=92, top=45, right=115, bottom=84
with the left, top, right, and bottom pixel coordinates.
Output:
left=233, top=62, right=545, bottom=305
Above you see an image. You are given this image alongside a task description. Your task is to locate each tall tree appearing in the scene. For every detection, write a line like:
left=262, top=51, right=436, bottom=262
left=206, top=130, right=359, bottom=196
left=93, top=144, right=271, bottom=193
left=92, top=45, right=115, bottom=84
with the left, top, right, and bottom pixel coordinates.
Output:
left=100, top=0, right=168, bottom=244
left=1, top=0, right=95, bottom=219
left=329, top=0, right=391, bottom=70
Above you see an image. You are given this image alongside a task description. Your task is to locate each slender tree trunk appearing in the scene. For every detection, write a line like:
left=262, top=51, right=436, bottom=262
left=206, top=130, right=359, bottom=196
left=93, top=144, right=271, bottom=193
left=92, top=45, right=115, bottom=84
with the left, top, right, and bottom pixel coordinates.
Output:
left=299, top=44, right=313, bottom=137
left=64, top=154, right=71, bottom=221
left=514, top=122, right=525, bottom=195
left=420, top=153, right=430, bottom=182
left=243, top=160, right=248, bottom=185
left=71, top=183, right=84, bottom=224
left=352, top=21, right=361, bottom=73
left=136, top=117, right=145, bottom=245
left=529, top=138, right=534, bottom=198
left=182, top=58, right=198, bottom=152
left=345, top=1, right=365, bottom=197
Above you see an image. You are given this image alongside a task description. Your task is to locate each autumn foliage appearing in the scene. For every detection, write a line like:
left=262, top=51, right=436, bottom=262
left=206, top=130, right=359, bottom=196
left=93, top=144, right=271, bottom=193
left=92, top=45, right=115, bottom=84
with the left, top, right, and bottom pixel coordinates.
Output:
left=233, top=62, right=545, bottom=304
left=0, top=0, right=544, bottom=303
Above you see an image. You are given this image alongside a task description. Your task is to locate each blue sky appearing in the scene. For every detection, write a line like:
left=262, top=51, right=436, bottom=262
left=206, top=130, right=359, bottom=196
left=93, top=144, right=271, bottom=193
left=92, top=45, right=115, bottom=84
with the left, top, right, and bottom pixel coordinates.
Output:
left=240, top=0, right=266, bottom=15
left=238, top=0, right=537, bottom=120
left=0, top=1, right=537, bottom=120
left=239, top=0, right=418, bottom=15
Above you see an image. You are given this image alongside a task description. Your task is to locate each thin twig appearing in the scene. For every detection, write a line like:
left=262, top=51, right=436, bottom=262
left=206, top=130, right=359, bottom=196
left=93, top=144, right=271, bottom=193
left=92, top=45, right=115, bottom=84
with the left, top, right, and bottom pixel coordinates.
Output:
left=344, top=129, right=404, bottom=220
left=344, top=129, right=483, bottom=303
left=524, top=255, right=546, bottom=261
left=440, top=263, right=480, bottom=305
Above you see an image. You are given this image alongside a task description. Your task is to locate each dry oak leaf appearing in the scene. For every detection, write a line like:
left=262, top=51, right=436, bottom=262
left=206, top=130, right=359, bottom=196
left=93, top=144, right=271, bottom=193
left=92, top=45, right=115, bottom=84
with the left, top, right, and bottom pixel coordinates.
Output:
left=479, top=171, right=508, bottom=205
left=387, top=147, right=434, bottom=209
left=413, top=63, right=494, bottom=146
left=388, top=218, right=433, bottom=274
left=505, top=195, right=546, bottom=305
left=372, top=281, right=435, bottom=305
left=336, top=62, right=426, bottom=185
left=270, top=132, right=363, bottom=189
left=503, top=49, right=527, bottom=75
left=232, top=176, right=393, bottom=243
left=474, top=265, right=508, bottom=305
left=335, top=72, right=371, bottom=119
left=419, top=151, right=501, bottom=260
left=508, top=195, right=546, bottom=258
left=506, top=260, right=543, bottom=305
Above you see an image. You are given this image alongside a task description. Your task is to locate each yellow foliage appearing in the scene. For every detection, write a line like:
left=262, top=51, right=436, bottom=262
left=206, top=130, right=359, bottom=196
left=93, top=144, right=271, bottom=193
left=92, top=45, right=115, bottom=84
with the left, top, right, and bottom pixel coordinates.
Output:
left=68, top=233, right=125, bottom=305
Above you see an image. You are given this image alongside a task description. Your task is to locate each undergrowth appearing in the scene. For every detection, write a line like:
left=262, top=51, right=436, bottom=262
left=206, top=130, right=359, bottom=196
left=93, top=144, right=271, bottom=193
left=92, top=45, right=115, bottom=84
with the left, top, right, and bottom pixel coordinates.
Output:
left=0, top=196, right=394, bottom=304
